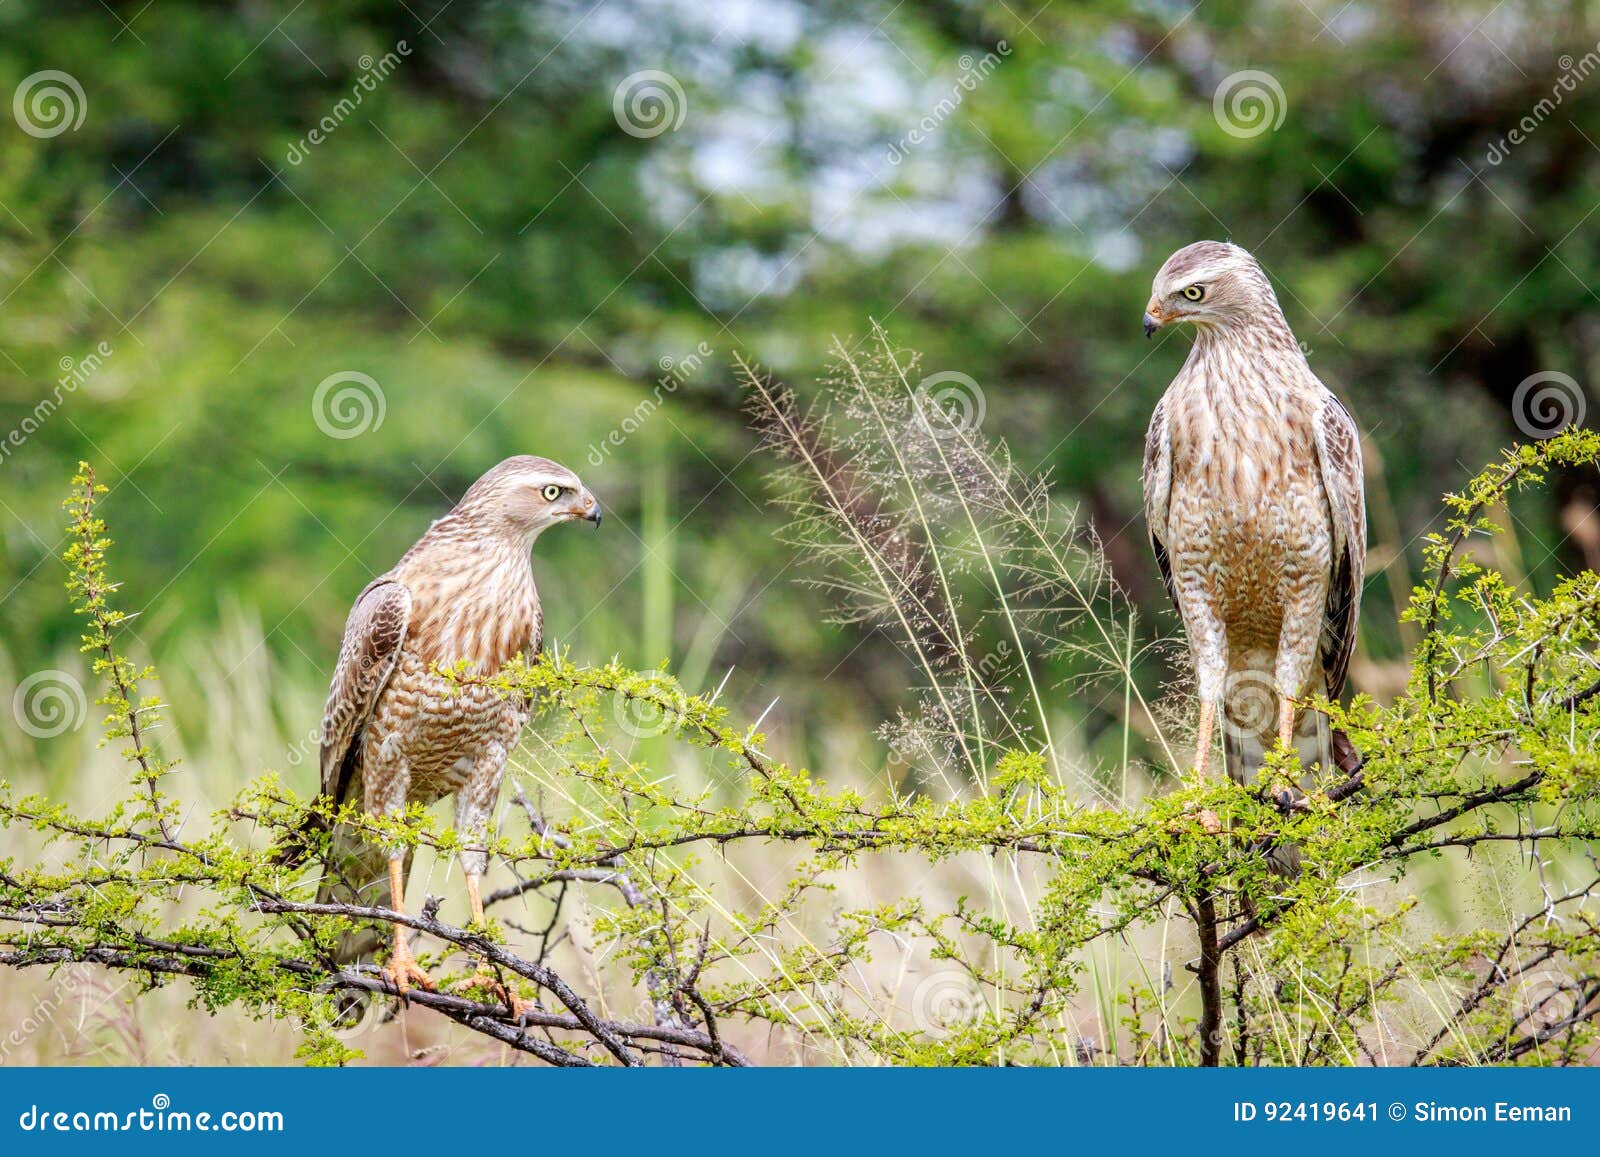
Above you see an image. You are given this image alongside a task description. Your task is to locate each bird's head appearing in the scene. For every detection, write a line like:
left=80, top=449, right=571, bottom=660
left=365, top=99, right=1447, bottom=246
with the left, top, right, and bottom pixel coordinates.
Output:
left=455, top=455, right=602, bottom=540
left=1142, top=240, right=1280, bottom=339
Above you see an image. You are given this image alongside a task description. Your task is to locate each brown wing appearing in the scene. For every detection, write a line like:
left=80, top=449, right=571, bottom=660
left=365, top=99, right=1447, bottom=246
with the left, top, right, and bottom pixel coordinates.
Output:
left=1312, top=391, right=1367, bottom=699
left=318, top=578, right=412, bottom=805
left=1141, top=392, right=1178, bottom=610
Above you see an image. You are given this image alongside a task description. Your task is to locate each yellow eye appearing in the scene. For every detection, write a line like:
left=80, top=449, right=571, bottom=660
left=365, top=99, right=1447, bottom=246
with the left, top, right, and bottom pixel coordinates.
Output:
left=1182, top=284, right=1206, bottom=302
left=541, top=484, right=563, bottom=502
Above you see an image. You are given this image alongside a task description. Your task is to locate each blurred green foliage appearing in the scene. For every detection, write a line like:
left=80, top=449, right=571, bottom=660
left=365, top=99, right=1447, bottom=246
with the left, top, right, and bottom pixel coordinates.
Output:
left=1, top=0, right=1596, bottom=775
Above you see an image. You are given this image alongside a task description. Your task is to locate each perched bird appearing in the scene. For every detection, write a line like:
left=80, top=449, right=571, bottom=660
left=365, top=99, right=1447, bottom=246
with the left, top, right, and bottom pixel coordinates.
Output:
left=315, top=456, right=601, bottom=998
left=1140, top=241, right=1366, bottom=794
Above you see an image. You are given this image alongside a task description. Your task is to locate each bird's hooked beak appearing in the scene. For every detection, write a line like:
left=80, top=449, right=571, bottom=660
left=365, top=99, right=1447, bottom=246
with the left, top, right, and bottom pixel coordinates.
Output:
left=561, top=491, right=602, bottom=527
left=1143, top=301, right=1165, bottom=339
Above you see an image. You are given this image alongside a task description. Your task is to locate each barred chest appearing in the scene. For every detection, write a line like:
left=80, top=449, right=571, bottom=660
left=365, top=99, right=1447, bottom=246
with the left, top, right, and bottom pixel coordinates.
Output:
left=366, top=651, right=532, bottom=800
left=363, top=557, right=541, bottom=802
left=1166, top=371, right=1333, bottom=646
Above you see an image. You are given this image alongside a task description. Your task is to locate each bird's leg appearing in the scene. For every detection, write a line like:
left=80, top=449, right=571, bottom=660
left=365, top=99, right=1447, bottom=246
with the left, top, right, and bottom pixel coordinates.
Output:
left=1191, top=699, right=1222, bottom=834
left=1194, top=699, right=1216, bottom=780
left=1183, top=612, right=1225, bottom=784
left=365, top=753, right=431, bottom=998
left=450, top=873, right=529, bottom=1020
left=447, top=743, right=528, bottom=1019
left=381, top=855, right=434, bottom=999
left=1267, top=694, right=1311, bottom=813
left=452, top=747, right=498, bottom=934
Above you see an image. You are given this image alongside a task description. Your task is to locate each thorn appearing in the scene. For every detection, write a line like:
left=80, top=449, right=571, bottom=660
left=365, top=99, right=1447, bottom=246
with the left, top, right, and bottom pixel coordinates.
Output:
left=748, top=696, right=779, bottom=732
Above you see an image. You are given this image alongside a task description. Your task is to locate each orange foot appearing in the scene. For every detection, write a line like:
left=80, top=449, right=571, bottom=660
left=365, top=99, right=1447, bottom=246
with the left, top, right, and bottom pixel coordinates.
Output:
left=382, top=947, right=435, bottom=1000
left=451, top=968, right=531, bottom=1021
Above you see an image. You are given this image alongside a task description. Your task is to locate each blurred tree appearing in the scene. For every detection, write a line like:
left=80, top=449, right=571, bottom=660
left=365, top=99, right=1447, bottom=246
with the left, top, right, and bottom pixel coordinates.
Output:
left=0, top=0, right=1595, bottom=773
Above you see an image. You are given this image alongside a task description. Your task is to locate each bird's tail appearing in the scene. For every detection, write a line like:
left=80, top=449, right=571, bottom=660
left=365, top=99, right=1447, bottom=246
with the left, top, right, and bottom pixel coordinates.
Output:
left=285, top=760, right=395, bottom=964
left=1221, top=661, right=1334, bottom=877
left=316, top=820, right=400, bottom=964
left=1221, top=696, right=1332, bottom=785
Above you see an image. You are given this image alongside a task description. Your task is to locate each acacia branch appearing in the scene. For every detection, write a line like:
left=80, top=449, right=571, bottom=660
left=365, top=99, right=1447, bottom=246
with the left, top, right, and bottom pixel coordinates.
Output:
left=0, top=941, right=748, bottom=1066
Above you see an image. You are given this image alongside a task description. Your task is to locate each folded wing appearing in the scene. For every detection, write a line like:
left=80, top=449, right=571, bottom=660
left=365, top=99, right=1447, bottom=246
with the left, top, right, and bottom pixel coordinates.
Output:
left=1312, top=393, right=1367, bottom=699
left=318, top=578, right=412, bottom=806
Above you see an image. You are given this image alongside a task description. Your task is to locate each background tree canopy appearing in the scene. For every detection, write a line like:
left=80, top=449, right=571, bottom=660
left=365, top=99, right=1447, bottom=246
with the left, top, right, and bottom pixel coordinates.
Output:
left=1, top=0, right=1598, bottom=1065
left=3, top=0, right=1595, bottom=729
